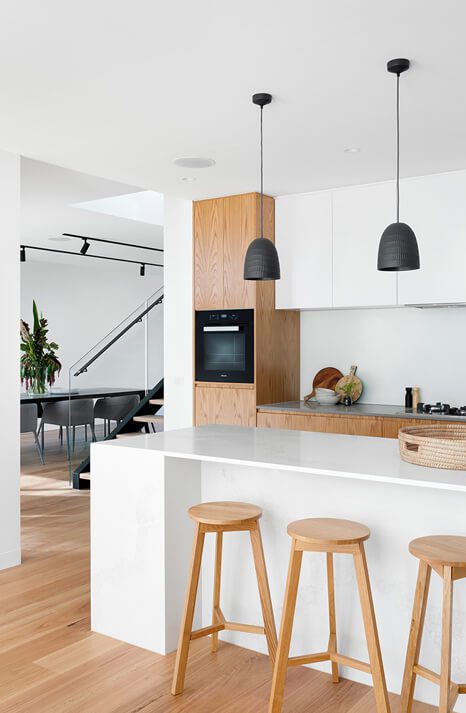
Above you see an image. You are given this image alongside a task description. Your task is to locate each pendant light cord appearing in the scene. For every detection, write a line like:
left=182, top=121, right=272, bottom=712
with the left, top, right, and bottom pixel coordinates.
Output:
left=260, top=105, right=264, bottom=239
left=396, top=72, right=400, bottom=223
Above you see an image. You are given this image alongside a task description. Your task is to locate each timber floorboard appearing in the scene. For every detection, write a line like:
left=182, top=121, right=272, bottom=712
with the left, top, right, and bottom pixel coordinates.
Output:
left=0, top=430, right=437, bottom=712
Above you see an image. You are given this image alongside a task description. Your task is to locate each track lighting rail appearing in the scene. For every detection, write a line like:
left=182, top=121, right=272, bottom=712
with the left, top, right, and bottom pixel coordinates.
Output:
left=20, top=244, right=163, bottom=273
left=62, top=233, right=164, bottom=253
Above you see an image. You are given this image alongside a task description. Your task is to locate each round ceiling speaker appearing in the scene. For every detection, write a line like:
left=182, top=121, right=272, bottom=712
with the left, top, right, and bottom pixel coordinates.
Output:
left=173, top=157, right=216, bottom=169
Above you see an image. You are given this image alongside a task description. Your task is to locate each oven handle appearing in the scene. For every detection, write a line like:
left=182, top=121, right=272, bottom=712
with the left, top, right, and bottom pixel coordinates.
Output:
left=203, top=326, right=240, bottom=332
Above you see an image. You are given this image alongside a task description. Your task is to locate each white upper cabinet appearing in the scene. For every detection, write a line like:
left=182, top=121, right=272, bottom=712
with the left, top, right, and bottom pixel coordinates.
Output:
left=332, top=182, right=398, bottom=308
left=275, top=191, right=332, bottom=310
left=398, top=171, right=466, bottom=305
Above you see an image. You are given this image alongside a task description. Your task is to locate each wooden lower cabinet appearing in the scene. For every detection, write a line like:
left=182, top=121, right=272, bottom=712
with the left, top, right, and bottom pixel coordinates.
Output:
left=196, top=385, right=256, bottom=427
left=256, top=411, right=383, bottom=436
left=256, top=411, right=454, bottom=438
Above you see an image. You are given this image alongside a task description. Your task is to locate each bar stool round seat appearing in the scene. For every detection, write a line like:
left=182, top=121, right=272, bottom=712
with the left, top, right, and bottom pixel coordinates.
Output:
left=268, top=517, right=389, bottom=713
left=172, top=500, right=277, bottom=697
left=188, top=501, right=262, bottom=526
left=409, top=535, right=466, bottom=568
left=401, top=534, right=466, bottom=713
left=287, top=517, right=370, bottom=546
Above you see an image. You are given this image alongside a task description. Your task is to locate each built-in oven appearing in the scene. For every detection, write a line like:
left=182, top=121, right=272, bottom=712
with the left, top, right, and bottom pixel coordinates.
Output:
left=195, top=309, right=254, bottom=383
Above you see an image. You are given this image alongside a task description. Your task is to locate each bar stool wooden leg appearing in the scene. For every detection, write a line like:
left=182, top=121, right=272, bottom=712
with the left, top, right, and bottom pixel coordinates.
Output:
left=268, top=541, right=303, bottom=713
left=250, top=523, right=278, bottom=665
left=400, top=559, right=431, bottom=713
left=439, top=566, right=453, bottom=713
left=211, top=532, right=223, bottom=653
left=326, top=553, right=339, bottom=683
left=353, top=543, right=390, bottom=713
left=171, top=524, right=205, bottom=696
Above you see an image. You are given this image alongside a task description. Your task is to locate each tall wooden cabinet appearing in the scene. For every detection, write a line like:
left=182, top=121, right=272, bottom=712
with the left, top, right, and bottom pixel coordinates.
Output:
left=194, top=192, right=300, bottom=426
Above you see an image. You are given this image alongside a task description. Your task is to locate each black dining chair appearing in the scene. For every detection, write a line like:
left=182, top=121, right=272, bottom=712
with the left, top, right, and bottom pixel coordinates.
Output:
left=40, top=399, right=96, bottom=460
left=20, top=403, right=45, bottom=465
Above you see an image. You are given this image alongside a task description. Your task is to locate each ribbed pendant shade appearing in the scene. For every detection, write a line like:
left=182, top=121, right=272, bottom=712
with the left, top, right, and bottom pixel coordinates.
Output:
left=243, top=92, right=281, bottom=281
left=244, top=237, right=281, bottom=280
left=377, top=222, right=420, bottom=271
left=378, top=58, right=420, bottom=272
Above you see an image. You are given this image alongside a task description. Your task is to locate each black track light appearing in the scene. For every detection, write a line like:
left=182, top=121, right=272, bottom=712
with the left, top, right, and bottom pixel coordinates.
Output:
left=378, top=58, right=420, bottom=272
left=20, top=246, right=26, bottom=262
left=244, top=93, right=280, bottom=280
left=140, top=264, right=145, bottom=277
left=80, top=239, right=90, bottom=255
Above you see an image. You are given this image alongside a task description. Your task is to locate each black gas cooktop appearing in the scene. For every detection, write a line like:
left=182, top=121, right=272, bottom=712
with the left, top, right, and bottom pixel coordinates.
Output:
left=417, top=402, right=466, bottom=416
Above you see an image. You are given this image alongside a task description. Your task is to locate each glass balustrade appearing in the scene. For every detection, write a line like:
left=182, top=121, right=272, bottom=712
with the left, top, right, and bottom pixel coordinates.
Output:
left=65, top=286, right=164, bottom=485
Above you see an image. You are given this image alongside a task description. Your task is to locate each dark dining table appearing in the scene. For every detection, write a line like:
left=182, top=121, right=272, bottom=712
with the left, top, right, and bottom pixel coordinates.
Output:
left=20, top=387, right=145, bottom=416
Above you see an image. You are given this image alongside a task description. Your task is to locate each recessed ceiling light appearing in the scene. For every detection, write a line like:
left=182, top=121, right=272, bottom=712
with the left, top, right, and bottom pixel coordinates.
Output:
left=49, top=236, right=72, bottom=242
left=173, top=157, right=216, bottom=169
left=181, top=176, right=196, bottom=182
left=343, top=147, right=361, bottom=153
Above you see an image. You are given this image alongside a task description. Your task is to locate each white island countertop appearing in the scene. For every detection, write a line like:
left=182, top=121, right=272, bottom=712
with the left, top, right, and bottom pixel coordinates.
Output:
left=100, top=424, right=466, bottom=492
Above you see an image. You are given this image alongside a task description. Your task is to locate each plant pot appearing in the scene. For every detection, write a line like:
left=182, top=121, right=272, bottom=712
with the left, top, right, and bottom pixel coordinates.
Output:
left=343, top=396, right=353, bottom=407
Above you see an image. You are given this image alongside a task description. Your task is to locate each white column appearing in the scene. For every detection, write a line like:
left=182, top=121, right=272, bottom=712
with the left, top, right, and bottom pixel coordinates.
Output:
left=163, top=195, right=193, bottom=431
left=91, top=442, right=201, bottom=654
left=0, top=150, right=21, bottom=571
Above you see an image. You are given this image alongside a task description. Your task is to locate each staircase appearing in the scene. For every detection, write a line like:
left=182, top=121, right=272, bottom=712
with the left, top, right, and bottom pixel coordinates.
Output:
left=69, top=286, right=164, bottom=489
left=73, top=379, right=164, bottom=488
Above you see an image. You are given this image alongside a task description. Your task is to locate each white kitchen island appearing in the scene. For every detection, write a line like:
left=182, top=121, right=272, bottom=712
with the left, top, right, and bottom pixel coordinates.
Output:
left=91, top=425, right=466, bottom=710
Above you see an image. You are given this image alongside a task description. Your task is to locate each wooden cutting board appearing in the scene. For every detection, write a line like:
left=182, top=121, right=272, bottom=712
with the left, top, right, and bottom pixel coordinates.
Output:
left=335, top=365, right=363, bottom=403
left=304, top=367, right=343, bottom=402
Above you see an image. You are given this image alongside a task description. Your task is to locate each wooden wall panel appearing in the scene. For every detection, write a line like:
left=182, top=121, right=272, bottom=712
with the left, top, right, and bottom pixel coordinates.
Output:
left=255, top=194, right=300, bottom=406
left=196, top=385, right=256, bottom=427
left=194, top=199, right=224, bottom=310
left=223, top=194, right=256, bottom=309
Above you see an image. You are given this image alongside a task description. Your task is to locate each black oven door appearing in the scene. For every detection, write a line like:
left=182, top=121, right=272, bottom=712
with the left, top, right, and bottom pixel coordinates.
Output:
left=195, top=310, right=254, bottom=383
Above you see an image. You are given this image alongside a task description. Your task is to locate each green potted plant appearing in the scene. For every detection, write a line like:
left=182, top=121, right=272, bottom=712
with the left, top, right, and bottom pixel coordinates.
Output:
left=342, top=379, right=356, bottom=407
left=20, top=301, right=62, bottom=394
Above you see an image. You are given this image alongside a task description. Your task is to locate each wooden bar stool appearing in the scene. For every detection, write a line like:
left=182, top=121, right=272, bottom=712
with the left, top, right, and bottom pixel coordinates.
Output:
left=268, top=518, right=390, bottom=713
left=401, top=535, right=466, bottom=713
left=171, top=501, right=278, bottom=695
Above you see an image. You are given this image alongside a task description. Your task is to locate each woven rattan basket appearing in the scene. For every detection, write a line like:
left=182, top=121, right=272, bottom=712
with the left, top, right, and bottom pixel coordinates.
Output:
left=399, top=424, right=466, bottom=470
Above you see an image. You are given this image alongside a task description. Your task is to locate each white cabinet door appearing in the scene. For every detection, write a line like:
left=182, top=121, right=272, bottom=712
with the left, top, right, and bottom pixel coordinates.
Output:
left=332, top=182, right=398, bottom=307
left=275, top=191, right=332, bottom=310
left=398, top=171, right=466, bottom=305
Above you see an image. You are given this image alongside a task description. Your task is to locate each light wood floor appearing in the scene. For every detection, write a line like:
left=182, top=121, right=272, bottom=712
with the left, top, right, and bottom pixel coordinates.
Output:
left=0, top=431, right=436, bottom=713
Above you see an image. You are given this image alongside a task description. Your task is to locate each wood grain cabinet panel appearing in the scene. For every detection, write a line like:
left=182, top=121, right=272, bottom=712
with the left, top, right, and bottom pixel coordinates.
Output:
left=381, top=418, right=448, bottom=439
left=194, top=199, right=224, bottom=310
left=257, top=412, right=382, bottom=437
left=223, top=194, right=256, bottom=309
left=196, top=385, right=256, bottom=427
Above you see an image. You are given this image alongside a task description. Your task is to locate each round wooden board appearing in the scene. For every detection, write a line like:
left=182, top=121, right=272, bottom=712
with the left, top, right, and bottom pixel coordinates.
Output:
left=304, top=367, right=343, bottom=401
left=335, top=373, right=363, bottom=403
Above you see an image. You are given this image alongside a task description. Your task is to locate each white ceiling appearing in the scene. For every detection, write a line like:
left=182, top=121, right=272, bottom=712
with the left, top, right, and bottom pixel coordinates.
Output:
left=2, top=1, right=466, bottom=200
left=21, top=158, right=164, bottom=269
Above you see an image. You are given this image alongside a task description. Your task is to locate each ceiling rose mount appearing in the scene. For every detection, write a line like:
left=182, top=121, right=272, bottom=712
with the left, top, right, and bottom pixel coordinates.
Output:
left=252, top=93, right=272, bottom=108
left=386, top=57, right=410, bottom=75
left=244, top=92, right=280, bottom=281
left=377, top=57, right=420, bottom=272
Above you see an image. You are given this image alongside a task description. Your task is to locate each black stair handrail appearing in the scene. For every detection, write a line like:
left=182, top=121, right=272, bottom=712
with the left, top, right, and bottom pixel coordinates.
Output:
left=73, top=292, right=164, bottom=377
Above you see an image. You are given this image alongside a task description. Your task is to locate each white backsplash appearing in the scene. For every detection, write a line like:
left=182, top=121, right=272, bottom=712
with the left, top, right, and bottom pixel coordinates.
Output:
left=300, top=306, right=466, bottom=406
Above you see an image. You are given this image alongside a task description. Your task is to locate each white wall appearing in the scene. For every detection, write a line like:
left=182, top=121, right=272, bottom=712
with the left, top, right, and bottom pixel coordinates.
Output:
left=301, top=306, right=466, bottom=405
left=21, top=260, right=164, bottom=391
left=0, top=150, right=21, bottom=570
left=163, top=196, right=193, bottom=431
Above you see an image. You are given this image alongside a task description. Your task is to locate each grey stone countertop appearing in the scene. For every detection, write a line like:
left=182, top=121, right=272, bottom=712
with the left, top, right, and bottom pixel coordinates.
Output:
left=256, top=400, right=466, bottom=422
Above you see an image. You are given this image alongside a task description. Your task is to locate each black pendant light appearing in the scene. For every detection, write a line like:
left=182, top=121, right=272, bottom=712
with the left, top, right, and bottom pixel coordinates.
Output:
left=377, top=58, right=420, bottom=272
left=244, top=93, right=280, bottom=280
